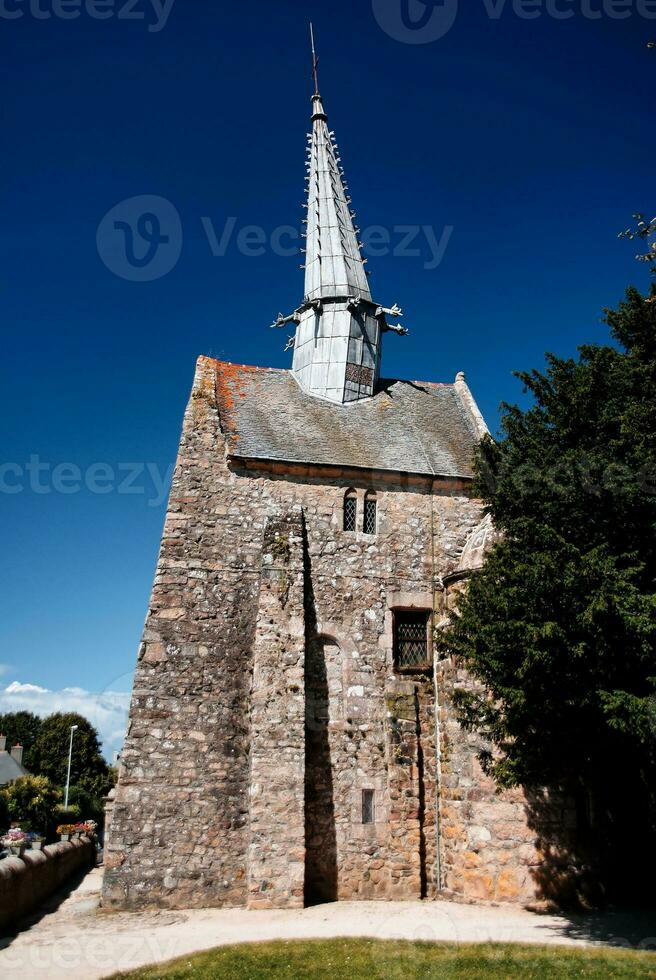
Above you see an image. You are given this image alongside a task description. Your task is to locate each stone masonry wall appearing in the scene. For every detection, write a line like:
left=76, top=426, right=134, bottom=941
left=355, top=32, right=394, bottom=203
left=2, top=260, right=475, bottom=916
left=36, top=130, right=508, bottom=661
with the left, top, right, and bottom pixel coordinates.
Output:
left=437, top=582, right=579, bottom=907
left=383, top=677, right=435, bottom=899
left=0, top=838, right=95, bottom=931
left=103, top=356, right=551, bottom=910
left=436, top=649, right=544, bottom=905
left=248, top=511, right=306, bottom=909
left=103, top=359, right=258, bottom=910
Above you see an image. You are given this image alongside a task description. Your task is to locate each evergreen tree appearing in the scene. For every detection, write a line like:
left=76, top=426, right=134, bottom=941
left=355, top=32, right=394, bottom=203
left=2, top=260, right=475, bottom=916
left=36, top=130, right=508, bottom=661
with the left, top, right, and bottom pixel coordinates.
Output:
left=30, top=712, right=111, bottom=798
left=439, top=283, right=656, bottom=894
left=0, top=711, right=43, bottom=770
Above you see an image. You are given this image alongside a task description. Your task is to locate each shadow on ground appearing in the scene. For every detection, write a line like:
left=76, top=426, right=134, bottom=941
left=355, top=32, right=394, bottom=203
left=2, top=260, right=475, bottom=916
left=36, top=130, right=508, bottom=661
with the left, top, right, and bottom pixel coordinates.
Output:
left=0, top=863, right=98, bottom=947
left=532, top=906, right=656, bottom=951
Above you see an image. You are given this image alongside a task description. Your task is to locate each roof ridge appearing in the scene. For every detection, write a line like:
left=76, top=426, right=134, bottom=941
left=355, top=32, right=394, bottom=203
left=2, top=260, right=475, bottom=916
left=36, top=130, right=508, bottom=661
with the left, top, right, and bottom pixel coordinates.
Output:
left=204, top=357, right=456, bottom=390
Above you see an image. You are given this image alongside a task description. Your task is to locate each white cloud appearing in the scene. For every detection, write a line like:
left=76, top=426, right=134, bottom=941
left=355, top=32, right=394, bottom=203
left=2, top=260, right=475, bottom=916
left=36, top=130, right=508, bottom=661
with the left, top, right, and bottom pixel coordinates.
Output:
left=5, top=681, right=47, bottom=694
left=0, top=681, right=131, bottom=761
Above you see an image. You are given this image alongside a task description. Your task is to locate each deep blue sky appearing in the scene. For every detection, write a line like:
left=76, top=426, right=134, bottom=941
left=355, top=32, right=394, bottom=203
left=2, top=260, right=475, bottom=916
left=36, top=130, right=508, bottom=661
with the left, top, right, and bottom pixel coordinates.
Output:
left=1, top=0, right=653, bottom=752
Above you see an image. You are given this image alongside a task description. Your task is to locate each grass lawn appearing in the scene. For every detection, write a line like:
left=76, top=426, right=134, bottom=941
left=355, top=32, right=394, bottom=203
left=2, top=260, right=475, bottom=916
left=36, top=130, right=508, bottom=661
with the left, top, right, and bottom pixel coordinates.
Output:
left=109, top=938, right=656, bottom=979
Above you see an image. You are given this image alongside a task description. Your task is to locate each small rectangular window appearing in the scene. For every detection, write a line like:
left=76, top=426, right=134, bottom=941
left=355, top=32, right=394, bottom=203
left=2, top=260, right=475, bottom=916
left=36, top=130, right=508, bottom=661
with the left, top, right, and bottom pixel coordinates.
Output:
left=363, top=496, right=377, bottom=535
left=344, top=493, right=357, bottom=532
left=394, top=610, right=431, bottom=672
left=362, top=789, right=375, bottom=825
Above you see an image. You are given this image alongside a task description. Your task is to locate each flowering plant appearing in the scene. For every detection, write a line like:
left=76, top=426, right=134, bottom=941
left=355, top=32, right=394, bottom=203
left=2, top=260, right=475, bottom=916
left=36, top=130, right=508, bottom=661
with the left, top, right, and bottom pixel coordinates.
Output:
left=26, top=832, right=44, bottom=842
left=74, top=820, right=98, bottom=834
left=1, top=829, right=28, bottom=846
left=56, top=824, right=77, bottom=835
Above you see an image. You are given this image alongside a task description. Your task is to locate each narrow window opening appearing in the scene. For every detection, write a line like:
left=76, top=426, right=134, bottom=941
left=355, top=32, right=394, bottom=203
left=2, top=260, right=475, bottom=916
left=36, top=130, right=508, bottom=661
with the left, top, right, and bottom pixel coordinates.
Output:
left=393, top=610, right=431, bottom=673
left=344, top=490, right=357, bottom=532
left=362, top=789, right=375, bottom=825
left=363, top=492, right=377, bottom=535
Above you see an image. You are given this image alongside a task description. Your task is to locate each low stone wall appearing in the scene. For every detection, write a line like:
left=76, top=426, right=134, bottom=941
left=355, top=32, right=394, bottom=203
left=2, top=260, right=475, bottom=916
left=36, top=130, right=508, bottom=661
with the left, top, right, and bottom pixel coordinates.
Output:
left=0, top=837, right=95, bottom=932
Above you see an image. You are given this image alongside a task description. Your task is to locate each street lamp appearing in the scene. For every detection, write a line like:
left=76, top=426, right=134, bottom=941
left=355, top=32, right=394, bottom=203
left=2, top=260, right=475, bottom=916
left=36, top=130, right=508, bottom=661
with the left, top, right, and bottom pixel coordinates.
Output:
left=64, top=724, right=79, bottom=810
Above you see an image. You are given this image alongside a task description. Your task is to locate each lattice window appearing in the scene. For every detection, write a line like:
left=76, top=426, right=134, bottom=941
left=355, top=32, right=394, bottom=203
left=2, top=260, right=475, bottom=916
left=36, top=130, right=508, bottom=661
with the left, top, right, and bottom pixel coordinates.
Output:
left=363, top=493, right=377, bottom=536
left=344, top=490, right=357, bottom=532
left=362, top=789, right=375, bottom=825
left=345, top=363, right=374, bottom=387
left=394, top=610, right=430, bottom=672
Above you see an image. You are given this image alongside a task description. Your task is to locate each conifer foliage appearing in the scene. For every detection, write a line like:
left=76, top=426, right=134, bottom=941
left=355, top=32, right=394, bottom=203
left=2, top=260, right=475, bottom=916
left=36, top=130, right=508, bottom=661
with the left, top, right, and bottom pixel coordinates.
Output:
left=439, top=284, right=656, bottom=886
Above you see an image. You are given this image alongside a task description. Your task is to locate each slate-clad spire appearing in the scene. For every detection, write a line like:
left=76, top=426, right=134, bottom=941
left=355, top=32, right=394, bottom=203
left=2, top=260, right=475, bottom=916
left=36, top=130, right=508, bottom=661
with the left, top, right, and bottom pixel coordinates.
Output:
left=272, top=28, right=407, bottom=405
left=303, top=91, right=371, bottom=302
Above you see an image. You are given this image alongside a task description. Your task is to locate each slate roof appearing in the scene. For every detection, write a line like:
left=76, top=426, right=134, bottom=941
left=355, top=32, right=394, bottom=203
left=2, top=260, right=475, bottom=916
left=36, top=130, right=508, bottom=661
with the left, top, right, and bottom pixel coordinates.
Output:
left=0, top=751, right=28, bottom=787
left=212, top=361, right=482, bottom=479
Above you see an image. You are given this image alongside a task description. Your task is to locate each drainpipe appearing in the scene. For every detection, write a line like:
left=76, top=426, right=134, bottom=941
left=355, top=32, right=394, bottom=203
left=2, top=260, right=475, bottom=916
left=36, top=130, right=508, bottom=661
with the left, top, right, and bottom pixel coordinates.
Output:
left=430, top=477, right=444, bottom=892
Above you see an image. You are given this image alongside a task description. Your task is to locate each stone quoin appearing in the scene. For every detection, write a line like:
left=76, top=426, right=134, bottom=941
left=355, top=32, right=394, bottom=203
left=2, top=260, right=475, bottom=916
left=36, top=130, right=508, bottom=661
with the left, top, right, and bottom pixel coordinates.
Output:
left=102, top=39, right=574, bottom=912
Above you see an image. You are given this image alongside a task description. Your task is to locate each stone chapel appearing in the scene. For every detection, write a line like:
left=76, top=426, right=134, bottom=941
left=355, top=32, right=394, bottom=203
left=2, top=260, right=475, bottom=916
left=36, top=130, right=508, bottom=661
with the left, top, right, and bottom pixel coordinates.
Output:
left=103, top=60, right=574, bottom=912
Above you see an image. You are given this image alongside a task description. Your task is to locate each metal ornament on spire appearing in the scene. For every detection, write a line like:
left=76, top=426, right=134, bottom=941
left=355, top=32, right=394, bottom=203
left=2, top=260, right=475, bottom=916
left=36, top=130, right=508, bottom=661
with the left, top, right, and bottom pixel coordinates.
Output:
left=271, top=29, right=408, bottom=404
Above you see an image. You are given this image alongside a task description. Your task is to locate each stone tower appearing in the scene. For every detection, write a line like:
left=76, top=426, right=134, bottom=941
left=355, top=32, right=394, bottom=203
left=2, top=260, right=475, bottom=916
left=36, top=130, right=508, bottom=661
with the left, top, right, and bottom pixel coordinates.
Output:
left=103, top=43, right=571, bottom=913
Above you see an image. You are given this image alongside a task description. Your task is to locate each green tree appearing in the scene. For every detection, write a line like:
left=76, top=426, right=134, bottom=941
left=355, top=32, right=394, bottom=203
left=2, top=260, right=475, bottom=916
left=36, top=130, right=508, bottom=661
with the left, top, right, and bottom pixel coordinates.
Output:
left=0, top=711, right=43, bottom=770
left=439, top=283, right=656, bottom=894
left=65, top=783, right=110, bottom=825
left=31, top=713, right=111, bottom=798
left=1, top=775, right=61, bottom=837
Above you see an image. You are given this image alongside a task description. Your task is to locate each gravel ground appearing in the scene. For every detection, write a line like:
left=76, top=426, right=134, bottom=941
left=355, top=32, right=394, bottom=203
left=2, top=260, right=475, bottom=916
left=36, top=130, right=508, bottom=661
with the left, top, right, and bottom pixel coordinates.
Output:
left=1, top=867, right=654, bottom=980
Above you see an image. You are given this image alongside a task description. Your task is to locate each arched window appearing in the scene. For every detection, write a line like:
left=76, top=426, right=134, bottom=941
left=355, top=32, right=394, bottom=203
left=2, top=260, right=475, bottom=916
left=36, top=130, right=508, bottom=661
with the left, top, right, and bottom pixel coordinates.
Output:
left=363, top=491, right=377, bottom=536
left=343, top=489, right=357, bottom=532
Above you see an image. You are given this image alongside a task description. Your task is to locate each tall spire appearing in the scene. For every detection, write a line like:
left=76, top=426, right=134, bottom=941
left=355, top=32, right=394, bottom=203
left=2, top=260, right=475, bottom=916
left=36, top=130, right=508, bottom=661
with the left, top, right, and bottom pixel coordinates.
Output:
left=304, top=25, right=370, bottom=303
left=271, top=28, right=408, bottom=404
